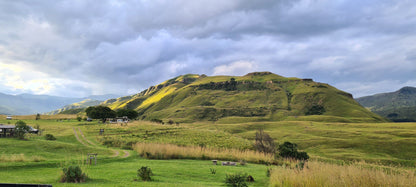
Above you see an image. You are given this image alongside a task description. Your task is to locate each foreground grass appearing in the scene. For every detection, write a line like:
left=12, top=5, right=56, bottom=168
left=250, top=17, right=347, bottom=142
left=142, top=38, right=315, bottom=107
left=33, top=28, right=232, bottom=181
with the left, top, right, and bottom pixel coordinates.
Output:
left=270, top=160, right=416, bottom=187
left=0, top=156, right=269, bottom=186
left=1, top=117, right=416, bottom=186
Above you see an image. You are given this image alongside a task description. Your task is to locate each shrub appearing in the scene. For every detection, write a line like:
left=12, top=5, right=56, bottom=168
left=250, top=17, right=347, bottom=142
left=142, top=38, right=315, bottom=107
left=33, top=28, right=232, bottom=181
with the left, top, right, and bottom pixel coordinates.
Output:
left=137, top=166, right=153, bottom=181
left=45, top=134, right=56, bottom=140
left=305, top=105, right=325, bottom=115
left=59, top=165, right=87, bottom=183
left=278, top=142, right=309, bottom=160
left=150, top=118, right=163, bottom=124
left=76, top=117, right=82, bottom=121
left=225, top=173, right=248, bottom=187
left=266, top=168, right=272, bottom=177
left=210, top=168, right=216, bottom=175
left=254, top=129, right=276, bottom=154
left=15, top=120, right=30, bottom=139
left=167, top=120, right=175, bottom=125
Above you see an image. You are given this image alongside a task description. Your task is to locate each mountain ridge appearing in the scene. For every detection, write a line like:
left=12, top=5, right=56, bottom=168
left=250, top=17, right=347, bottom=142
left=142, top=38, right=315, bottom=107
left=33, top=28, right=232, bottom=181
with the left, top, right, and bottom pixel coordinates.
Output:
left=356, top=86, right=416, bottom=122
left=103, top=72, right=385, bottom=123
left=0, top=93, right=120, bottom=115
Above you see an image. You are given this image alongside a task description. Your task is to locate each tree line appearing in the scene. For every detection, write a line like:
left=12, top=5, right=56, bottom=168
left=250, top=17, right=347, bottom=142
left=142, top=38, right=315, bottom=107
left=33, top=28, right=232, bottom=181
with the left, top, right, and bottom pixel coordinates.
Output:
left=86, top=106, right=138, bottom=123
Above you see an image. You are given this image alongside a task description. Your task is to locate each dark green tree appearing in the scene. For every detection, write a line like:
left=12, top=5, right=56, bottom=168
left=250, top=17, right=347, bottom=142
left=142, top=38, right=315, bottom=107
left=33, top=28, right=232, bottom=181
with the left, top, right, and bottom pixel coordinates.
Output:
left=278, top=141, right=309, bottom=160
left=116, top=108, right=139, bottom=120
left=35, top=113, right=41, bottom=120
left=15, top=120, right=30, bottom=139
left=305, top=105, right=325, bottom=115
left=86, top=106, right=116, bottom=123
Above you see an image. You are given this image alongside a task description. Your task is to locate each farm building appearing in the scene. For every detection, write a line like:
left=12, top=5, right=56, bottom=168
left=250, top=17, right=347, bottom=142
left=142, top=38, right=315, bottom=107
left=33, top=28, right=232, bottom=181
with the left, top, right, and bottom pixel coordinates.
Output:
left=0, top=124, right=15, bottom=137
left=0, top=124, right=38, bottom=137
left=106, top=116, right=130, bottom=123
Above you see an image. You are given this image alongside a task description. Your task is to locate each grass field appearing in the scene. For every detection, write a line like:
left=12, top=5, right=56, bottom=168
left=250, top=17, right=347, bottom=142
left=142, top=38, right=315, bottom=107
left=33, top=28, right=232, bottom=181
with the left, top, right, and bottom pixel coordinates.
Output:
left=1, top=116, right=415, bottom=186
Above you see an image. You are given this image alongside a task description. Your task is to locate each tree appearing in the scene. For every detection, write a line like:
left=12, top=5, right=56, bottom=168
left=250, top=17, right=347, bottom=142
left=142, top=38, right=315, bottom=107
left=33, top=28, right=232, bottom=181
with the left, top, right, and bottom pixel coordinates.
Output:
left=254, top=129, right=276, bottom=154
left=305, top=105, right=325, bottom=115
left=35, top=113, right=41, bottom=120
left=86, top=106, right=116, bottom=123
left=116, top=108, right=139, bottom=120
left=15, top=120, right=30, bottom=139
left=278, top=141, right=309, bottom=160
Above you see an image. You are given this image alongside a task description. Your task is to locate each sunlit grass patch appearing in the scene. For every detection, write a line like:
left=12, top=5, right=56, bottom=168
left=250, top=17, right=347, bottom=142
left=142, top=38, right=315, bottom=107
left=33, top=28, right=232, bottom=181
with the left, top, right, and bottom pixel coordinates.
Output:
left=270, top=160, right=416, bottom=187
left=133, top=142, right=275, bottom=164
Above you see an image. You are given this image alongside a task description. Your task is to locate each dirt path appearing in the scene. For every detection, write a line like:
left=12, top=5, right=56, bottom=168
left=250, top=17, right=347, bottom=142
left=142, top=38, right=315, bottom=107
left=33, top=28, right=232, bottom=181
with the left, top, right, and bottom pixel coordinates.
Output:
left=78, top=127, right=97, bottom=146
left=73, top=127, right=89, bottom=147
left=122, top=150, right=130, bottom=158
left=112, top=150, right=120, bottom=157
left=73, top=127, right=130, bottom=158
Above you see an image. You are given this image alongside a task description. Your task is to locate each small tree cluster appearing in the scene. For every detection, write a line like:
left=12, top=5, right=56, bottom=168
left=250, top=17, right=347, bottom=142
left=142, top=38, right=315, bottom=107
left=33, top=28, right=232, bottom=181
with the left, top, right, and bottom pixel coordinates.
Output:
left=278, top=142, right=309, bottom=160
left=15, top=120, right=30, bottom=139
left=86, top=106, right=116, bottom=123
left=116, top=109, right=139, bottom=120
left=305, top=105, right=325, bottom=115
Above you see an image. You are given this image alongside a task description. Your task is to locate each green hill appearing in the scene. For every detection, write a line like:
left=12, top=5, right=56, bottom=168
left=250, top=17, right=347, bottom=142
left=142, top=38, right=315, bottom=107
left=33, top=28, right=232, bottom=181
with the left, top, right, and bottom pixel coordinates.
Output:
left=105, top=72, right=386, bottom=123
left=356, top=87, right=416, bottom=122
left=46, top=99, right=102, bottom=115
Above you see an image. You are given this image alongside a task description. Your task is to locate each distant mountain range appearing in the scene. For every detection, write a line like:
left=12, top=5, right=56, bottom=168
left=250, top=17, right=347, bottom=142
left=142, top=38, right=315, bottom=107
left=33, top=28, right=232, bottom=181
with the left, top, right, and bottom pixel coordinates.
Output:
left=356, top=87, right=416, bottom=122
left=0, top=93, right=119, bottom=115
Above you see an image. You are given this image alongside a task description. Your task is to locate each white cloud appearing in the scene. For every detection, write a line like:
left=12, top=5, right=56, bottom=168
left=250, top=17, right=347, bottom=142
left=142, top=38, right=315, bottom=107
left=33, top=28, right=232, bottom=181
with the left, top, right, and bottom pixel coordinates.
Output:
left=213, top=61, right=258, bottom=76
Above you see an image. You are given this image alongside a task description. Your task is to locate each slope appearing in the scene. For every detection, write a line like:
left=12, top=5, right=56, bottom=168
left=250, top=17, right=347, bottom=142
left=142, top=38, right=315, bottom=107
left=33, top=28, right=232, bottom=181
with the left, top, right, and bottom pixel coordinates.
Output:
left=106, top=72, right=386, bottom=123
left=356, top=86, right=416, bottom=122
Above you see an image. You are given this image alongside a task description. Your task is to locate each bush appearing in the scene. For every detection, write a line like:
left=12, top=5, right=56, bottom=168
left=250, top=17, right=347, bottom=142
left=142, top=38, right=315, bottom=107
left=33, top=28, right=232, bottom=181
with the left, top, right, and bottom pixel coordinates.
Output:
left=59, top=165, right=87, bottom=183
left=254, top=129, right=276, bottom=154
left=15, top=120, right=30, bottom=139
left=225, top=173, right=248, bottom=187
left=305, top=105, right=325, bottom=115
left=150, top=119, right=163, bottom=124
left=167, top=120, right=175, bottom=125
left=45, top=134, right=56, bottom=140
left=278, top=142, right=309, bottom=160
left=116, top=108, right=139, bottom=120
left=137, top=166, right=153, bottom=181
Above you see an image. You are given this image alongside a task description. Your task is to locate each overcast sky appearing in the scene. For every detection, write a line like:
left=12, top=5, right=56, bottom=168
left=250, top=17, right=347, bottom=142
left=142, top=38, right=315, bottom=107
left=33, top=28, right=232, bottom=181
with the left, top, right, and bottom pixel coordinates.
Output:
left=0, top=0, right=415, bottom=98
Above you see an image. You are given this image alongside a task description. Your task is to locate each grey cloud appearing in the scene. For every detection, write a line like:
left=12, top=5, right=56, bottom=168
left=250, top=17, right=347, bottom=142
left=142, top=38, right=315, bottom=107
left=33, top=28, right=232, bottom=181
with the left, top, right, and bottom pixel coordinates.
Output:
left=0, top=0, right=415, bottom=97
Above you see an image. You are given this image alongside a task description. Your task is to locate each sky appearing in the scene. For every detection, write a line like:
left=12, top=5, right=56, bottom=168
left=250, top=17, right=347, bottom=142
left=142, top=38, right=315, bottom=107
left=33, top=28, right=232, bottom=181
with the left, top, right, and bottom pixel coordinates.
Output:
left=0, top=0, right=415, bottom=98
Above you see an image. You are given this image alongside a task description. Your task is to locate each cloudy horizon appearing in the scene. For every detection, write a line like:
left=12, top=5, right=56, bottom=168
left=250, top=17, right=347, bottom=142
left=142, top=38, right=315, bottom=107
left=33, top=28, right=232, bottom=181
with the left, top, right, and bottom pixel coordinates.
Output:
left=0, top=0, right=415, bottom=98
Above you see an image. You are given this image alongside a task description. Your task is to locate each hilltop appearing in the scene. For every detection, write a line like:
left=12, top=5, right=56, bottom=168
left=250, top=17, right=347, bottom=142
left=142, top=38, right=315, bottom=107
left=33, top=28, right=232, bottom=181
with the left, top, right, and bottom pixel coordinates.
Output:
left=104, top=72, right=385, bottom=123
left=356, top=86, right=416, bottom=122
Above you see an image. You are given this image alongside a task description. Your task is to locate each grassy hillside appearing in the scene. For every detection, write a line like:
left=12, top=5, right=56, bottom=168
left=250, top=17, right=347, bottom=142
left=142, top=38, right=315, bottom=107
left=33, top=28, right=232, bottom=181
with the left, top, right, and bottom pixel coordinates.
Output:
left=356, top=86, right=416, bottom=122
left=106, top=72, right=385, bottom=123
left=46, top=99, right=102, bottom=115
left=1, top=117, right=415, bottom=186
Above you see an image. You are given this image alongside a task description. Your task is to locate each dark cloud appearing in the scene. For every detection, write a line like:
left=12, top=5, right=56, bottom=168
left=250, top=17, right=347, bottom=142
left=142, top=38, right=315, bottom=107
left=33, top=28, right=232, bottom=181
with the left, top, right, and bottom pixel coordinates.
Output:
left=0, top=0, right=415, bottom=98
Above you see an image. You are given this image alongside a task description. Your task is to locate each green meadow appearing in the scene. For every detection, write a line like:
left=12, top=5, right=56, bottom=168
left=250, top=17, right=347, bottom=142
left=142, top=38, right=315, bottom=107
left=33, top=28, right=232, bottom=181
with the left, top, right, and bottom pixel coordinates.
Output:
left=1, top=115, right=415, bottom=186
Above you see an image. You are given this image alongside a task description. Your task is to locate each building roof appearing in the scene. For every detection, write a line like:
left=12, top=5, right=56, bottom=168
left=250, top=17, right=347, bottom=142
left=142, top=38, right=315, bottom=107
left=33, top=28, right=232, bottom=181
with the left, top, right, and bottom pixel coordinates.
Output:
left=0, top=124, right=15, bottom=129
